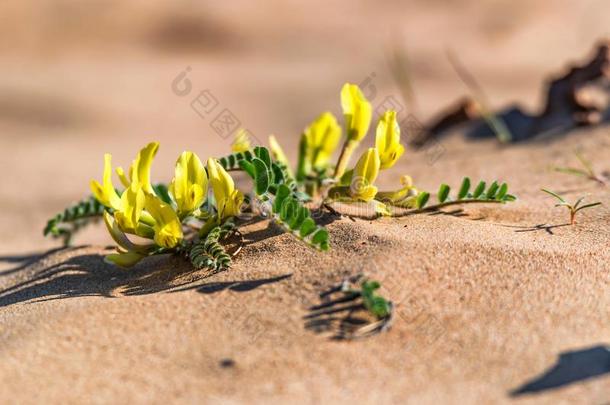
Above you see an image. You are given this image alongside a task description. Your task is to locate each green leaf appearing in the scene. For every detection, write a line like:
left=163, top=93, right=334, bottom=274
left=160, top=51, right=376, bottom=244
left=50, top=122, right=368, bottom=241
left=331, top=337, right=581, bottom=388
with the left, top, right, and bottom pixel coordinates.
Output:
left=43, top=196, right=106, bottom=246
left=254, top=146, right=272, bottom=168
left=251, top=158, right=270, bottom=195
left=299, top=218, right=317, bottom=237
left=458, top=177, right=470, bottom=199
left=273, top=185, right=291, bottom=213
left=575, top=152, right=595, bottom=176
left=362, top=280, right=381, bottom=292
left=360, top=280, right=390, bottom=318
left=289, top=206, right=309, bottom=230
left=438, top=184, right=450, bottom=203
left=280, top=198, right=296, bottom=222
left=473, top=181, right=486, bottom=198
left=238, top=160, right=256, bottom=179
left=486, top=181, right=499, bottom=199
left=554, top=167, right=588, bottom=177
left=496, top=183, right=508, bottom=200
left=541, top=188, right=565, bottom=203
left=574, top=202, right=602, bottom=212
left=311, top=228, right=329, bottom=251
left=271, top=162, right=285, bottom=185
left=416, top=192, right=430, bottom=209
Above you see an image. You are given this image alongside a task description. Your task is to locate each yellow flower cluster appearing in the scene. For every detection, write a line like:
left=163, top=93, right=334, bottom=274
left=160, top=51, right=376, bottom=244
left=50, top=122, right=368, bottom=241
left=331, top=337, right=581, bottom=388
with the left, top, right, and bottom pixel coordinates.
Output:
left=324, top=83, right=410, bottom=206
left=91, top=142, right=243, bottom=267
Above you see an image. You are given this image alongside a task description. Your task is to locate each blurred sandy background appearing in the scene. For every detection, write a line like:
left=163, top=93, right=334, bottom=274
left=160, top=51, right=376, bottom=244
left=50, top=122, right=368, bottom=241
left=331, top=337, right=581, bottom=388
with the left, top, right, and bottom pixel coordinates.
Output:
left=1, top=0, right=610, bottom=253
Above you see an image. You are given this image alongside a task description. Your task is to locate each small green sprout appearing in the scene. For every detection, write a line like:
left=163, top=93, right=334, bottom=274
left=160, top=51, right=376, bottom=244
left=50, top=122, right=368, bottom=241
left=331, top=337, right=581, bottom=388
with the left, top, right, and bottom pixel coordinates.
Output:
left=541, top=189, right=602, bottom=225
left=305, top=275, right=393, bottom=340
left=356, top=280, right=392, bottom=319
left=554, top=151, right=607, bottom=186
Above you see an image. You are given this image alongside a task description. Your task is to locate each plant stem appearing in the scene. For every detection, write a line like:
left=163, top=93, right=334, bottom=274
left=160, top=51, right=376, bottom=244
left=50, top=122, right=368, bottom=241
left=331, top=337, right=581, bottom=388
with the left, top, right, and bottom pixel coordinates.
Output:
left=296, top=134, right=309, bottom=182
left=324, top=198, right=505, bottom=219
left=393, top=198, right=504, bottom=216
left=199, top=215, right=219, bottom=237
left=333, top=140, right=358, bottom=180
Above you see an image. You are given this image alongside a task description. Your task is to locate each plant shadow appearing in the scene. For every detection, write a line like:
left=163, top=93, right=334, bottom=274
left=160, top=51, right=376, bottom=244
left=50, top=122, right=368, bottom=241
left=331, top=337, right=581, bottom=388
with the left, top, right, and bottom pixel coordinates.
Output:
left=501, top=223, right=571, bottom=235
left=0, top=245, right=291, bottom=308
left=510, top=344, right=610, bottom=396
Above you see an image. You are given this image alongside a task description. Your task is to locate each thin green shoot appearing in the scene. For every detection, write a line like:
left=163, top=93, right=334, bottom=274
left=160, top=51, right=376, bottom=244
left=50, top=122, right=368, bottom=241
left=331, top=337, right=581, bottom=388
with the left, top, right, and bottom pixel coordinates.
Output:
left=541, top=189, right=602, bottom=225
left=553, top=151, right=607, bottom=186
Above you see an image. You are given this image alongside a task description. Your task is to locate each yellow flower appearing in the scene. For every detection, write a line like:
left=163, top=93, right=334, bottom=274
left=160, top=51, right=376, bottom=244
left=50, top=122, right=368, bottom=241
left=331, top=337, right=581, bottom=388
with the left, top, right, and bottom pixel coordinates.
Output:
left=207, top=158, right=244, bottom=220
left=341, top=83, right=372, bottom=142
left=144, top=194, right=183, bottom=248
left=169, top=151, right=208, bottom=217
left=232, top=129, right=251, bottom=153
left=350, top=148, right=380, bottom=202
left=104, top=211, right=153, bottom=253
left=304, top=112, right=341, bottom=170
left=268, top=135, right=293, bottom=176
left=115, top=142, right=159, bottom=194
left=90, top=154, right=122, bottom=210
left=103, top=211, right=154, bottom=267
left=375, top=110, right=405, bottom=169
left=114, top=183, right=146, bottom=233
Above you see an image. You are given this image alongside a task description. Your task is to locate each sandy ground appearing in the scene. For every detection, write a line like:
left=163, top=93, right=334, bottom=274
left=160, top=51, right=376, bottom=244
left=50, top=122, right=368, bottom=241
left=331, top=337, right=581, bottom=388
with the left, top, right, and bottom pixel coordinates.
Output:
left=0, top=1, right=609, bottom=403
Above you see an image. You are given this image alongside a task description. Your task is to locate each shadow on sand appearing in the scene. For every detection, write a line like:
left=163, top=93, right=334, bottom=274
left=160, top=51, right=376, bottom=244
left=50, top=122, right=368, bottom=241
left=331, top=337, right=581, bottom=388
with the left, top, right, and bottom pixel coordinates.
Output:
left=0, top=245, right=291, bottom=308
left=510, top=344, right=610, bottom=396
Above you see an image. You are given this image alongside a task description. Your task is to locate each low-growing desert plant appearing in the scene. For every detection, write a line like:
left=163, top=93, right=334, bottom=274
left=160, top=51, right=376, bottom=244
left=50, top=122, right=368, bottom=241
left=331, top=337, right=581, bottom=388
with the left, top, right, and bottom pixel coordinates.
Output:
left=45, top=82, right=517, bottom=271
left=45, top=143, right=328, bottom=269
left=541, top=189, right=602, bottom=225
left=270, top=82, right=516, bottom=217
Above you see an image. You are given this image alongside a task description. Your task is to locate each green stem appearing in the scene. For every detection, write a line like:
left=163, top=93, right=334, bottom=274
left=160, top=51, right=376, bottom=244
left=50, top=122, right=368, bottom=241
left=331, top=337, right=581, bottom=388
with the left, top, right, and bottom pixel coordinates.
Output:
left=199, top=215, right=220, bottom=237
left=296, top=134, right=309, bottom=182
left=333, top=140, right=358, bottom=180
left=392, top=198, right=504, bottom=217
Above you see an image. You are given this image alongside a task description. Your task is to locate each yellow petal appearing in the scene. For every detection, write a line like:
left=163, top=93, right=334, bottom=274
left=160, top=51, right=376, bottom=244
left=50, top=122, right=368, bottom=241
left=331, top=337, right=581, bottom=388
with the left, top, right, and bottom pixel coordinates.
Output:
left=131, top=142, right=159, bottom=194
left=354, top=148, right=380, bottom=184
left=105, top=251, right=146, bottom=268
left=358, top=185, right=379, bottom=202
left=268, top=135, right=291, bottom=170
left=351, top=148, right=380, bottom=202
left=341, top=83, right=372, bottom=142
left=376, top=110, right=405, bottom=169
left=103, top=211, right=154, bottom=253
left=114, top=184, right=145, bottom=232
left=170, top=151, right=208, bottom=216
left=90, top=154, right=122, bottom=210
left=232, top=129, right=252, bottom=153
left=206, top=158, right=243, bottom=220
left=144, top=194, right=183, bottom=248
left=207, top=158, right=229, bottom=204
left=115, top=167, right=130, bottom=188
left=224, top=189, right=245, bottom=218
left=305, top=112, right=341, bottom=170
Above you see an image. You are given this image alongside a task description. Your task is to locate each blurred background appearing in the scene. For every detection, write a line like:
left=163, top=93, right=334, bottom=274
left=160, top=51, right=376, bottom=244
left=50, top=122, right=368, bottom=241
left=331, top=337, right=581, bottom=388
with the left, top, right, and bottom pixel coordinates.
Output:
left=1, top=0, right=609, bottom=253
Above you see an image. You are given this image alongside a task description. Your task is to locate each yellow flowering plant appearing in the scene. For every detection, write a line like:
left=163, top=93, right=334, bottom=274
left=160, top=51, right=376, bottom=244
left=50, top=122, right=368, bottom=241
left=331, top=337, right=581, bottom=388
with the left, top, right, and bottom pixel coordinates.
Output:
left=45, top=140, right=330, bottom=270
left=44, top=82, right=515, bottom=271
left=256, top=83, right=516, bottom=217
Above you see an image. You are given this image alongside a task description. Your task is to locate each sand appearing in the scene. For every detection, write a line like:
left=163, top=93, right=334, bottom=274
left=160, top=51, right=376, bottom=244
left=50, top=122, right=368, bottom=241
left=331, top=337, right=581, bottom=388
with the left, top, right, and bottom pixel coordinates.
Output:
left=0, top=1, right=609, bottom=403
